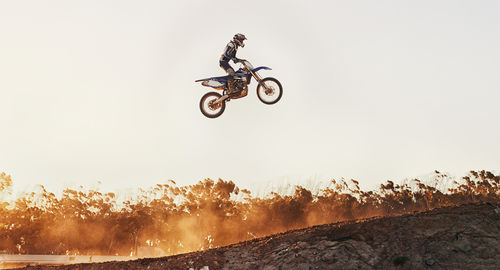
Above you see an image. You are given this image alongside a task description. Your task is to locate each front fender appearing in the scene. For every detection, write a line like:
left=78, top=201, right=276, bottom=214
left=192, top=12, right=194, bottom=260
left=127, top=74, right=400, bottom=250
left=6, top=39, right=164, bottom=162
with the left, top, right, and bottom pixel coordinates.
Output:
left=252, top=66, right=272, bottom=72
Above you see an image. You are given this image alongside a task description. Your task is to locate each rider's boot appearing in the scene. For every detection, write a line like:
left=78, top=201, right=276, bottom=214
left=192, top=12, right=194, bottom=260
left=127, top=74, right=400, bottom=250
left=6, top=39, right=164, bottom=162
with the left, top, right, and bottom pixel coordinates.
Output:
left=227, top=75, right=239, bottom=95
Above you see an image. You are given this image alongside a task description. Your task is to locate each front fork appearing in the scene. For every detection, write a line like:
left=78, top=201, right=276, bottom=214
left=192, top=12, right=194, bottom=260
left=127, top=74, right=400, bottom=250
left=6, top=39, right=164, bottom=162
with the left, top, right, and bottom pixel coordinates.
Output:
left=249, top=70, right=268, bottom=90
left=250, top=70, right=274, bottom=96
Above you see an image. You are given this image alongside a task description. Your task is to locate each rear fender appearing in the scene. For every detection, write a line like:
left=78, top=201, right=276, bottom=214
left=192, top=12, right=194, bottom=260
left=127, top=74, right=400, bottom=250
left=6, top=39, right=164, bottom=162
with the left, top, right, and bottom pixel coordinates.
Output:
left=198, top=79, right=226, bottom=90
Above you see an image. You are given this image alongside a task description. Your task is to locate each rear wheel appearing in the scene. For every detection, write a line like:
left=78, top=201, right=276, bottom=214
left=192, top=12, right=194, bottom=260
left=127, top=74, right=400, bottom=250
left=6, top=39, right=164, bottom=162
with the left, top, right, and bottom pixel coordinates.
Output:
left=256, top=77, right=283, bottom=105
left=200, top=92, right=225, bottom=118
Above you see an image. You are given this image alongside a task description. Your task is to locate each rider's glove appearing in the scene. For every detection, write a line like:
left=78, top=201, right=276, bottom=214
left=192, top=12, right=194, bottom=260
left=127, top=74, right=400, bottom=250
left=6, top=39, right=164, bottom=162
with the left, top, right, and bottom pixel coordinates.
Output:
left=232, top=58, right=239, bottom=64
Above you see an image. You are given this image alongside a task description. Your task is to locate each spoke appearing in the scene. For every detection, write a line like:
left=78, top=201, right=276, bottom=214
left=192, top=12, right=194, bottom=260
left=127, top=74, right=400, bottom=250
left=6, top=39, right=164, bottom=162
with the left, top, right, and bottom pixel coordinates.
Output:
left=203, top=96, right=221, bottom=115
left=259, top=81, right=279, bottom=102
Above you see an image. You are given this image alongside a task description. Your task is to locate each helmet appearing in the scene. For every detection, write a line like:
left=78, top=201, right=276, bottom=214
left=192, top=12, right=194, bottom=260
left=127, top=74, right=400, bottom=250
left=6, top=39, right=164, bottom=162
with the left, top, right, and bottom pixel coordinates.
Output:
left=233, top=33, right=247, bottom=47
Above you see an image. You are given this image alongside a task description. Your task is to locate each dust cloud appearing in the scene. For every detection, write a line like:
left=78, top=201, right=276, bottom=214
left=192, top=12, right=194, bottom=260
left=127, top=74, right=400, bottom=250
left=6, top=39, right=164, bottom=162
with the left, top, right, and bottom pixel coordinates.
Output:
left=0, top=171, right=498, bottom=256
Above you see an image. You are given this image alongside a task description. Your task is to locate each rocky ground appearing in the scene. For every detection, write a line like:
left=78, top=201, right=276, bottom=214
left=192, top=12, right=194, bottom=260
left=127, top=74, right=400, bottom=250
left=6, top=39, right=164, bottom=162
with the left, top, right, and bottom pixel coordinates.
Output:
left=15, top=203, right=500, bottom=270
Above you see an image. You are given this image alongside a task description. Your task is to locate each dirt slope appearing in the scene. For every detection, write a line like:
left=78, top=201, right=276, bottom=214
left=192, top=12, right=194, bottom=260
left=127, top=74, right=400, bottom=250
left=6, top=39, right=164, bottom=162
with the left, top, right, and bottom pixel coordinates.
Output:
left=17, top=203, right=500, bottom=270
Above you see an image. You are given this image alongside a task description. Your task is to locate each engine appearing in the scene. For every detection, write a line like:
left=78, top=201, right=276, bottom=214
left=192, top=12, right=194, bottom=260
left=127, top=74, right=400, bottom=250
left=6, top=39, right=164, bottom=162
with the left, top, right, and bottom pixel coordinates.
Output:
left=231, top=82, right=248, bottom=99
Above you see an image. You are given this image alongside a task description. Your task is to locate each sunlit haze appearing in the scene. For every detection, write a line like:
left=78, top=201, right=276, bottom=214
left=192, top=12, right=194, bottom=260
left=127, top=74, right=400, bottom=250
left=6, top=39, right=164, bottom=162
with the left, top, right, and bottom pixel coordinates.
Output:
left=1, top=0, right=499, bottom=194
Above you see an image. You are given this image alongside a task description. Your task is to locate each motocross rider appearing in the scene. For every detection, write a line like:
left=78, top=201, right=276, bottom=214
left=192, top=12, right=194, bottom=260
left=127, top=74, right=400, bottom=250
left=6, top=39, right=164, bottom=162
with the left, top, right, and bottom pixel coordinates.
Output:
left=220, top=33, right=247, bottom=94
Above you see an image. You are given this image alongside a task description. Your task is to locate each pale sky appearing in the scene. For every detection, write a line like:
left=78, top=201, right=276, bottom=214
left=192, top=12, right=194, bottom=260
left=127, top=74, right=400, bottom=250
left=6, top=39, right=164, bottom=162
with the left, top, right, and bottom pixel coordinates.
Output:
left=1, top=0, right=499, bottom=194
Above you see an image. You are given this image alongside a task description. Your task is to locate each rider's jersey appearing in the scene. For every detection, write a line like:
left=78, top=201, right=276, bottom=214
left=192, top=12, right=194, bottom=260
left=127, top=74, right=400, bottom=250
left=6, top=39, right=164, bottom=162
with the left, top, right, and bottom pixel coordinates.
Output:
left=220, top=40, right=238, bottom=62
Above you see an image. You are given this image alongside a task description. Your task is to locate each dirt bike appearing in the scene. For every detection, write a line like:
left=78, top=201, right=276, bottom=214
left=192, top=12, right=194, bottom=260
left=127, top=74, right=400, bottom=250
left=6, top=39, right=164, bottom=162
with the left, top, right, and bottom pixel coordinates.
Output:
left=195, top=59, right=283, bottom=118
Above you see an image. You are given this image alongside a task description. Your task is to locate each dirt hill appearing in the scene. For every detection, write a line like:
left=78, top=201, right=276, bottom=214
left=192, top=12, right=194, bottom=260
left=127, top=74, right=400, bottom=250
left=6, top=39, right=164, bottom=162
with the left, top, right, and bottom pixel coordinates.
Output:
left=16, top=203, right=500, bottom=270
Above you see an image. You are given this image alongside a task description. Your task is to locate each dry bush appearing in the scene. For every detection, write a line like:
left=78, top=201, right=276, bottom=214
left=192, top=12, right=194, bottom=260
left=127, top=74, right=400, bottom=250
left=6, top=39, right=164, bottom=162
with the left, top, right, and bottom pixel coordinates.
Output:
left=0, top=171, right=498, bottom=256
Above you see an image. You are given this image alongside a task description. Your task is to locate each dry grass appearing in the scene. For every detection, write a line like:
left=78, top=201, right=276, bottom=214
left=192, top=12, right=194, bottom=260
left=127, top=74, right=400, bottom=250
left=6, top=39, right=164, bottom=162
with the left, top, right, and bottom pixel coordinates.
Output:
left=0, top=170, right=498, bottom=256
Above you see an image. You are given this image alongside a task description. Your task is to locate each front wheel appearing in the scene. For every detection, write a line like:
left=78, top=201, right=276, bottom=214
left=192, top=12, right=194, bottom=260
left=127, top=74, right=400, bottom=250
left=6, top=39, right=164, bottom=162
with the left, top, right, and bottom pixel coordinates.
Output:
left=200, top=92, right=226, bottom=118
left=256, top=77, right=283, bottom=105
